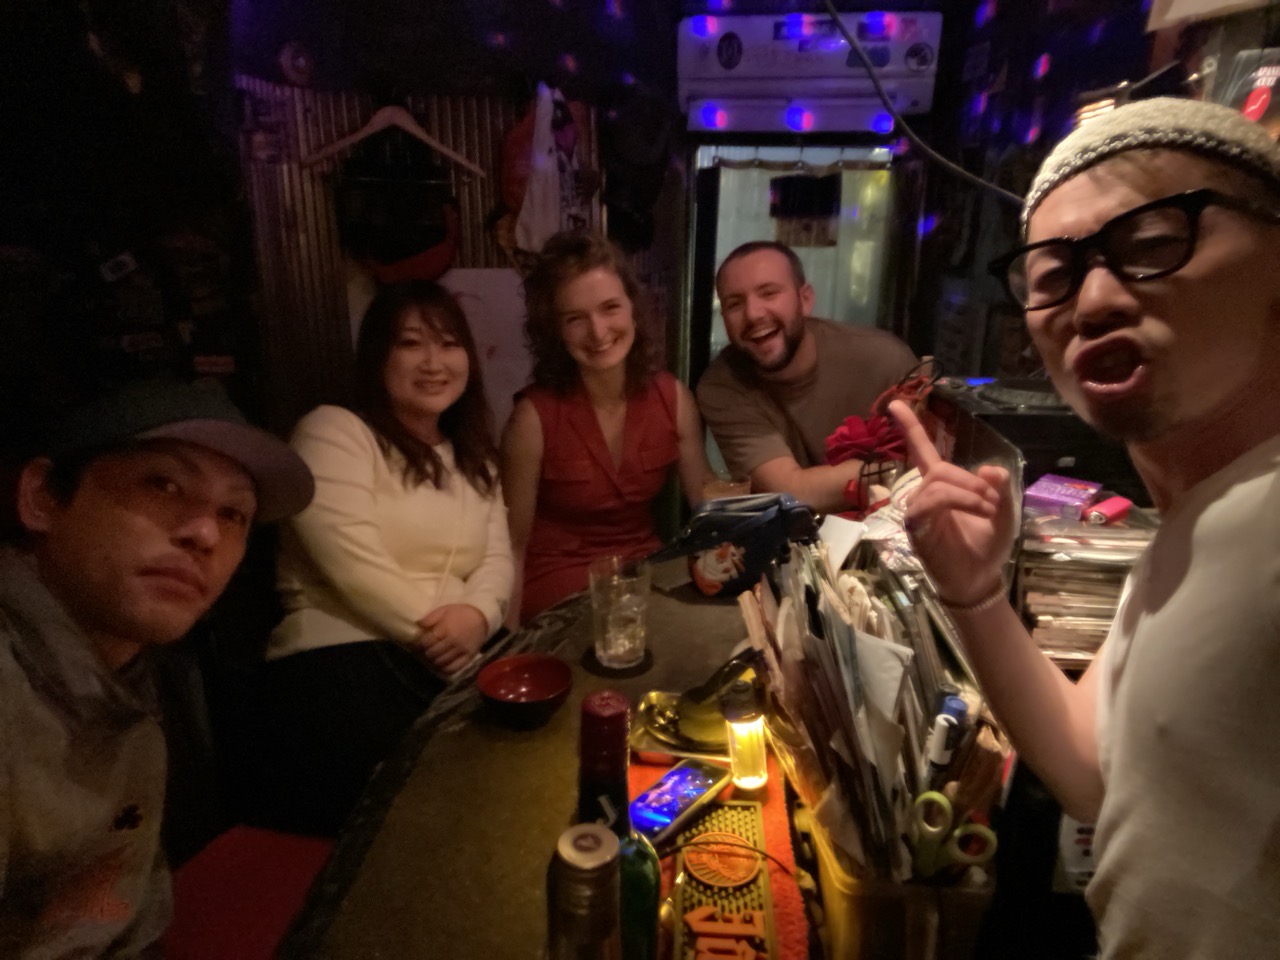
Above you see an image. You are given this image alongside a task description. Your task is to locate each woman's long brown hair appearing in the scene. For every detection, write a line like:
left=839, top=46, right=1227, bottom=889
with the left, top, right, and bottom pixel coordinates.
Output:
left=522, top=230, right=656, bottom=396
left=354, top=282, right=498, bottom=494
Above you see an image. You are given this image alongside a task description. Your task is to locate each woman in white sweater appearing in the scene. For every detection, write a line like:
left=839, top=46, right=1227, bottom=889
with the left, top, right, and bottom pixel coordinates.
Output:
left=255, top=281, right=513, bottom=834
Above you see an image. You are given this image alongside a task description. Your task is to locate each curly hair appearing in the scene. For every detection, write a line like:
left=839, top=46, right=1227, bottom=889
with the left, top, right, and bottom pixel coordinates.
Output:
left=522, top=230, right=656, bottom=396
left=353, top=282, right=498, bottom=494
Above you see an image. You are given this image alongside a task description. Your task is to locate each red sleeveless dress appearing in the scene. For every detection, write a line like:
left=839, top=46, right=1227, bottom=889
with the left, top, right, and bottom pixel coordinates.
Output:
left=520, top=372, right=679, bottom=622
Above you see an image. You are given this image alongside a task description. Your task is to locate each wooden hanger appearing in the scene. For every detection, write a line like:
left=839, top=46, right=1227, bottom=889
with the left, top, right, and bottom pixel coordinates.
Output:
left=302, top=105, right=487, bottom=179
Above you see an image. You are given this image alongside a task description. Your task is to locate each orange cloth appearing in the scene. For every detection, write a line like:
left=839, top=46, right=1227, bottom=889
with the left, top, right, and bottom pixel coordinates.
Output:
left=629, top=755, right=807, bottom=959
left=520, top=373, right=679, bottom=621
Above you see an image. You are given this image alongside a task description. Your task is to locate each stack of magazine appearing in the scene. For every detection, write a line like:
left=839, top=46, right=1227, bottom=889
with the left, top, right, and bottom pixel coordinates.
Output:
left=1016, top=511, right=1157, bottom=670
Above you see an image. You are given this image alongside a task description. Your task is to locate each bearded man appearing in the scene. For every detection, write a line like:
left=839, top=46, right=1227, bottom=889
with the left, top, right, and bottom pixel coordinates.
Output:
left=696, top=240, right=918, bottom=513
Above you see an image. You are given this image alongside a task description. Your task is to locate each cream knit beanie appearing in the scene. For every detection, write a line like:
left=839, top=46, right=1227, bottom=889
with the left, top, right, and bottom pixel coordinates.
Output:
left=1023, top=96, right=1280, bottom=232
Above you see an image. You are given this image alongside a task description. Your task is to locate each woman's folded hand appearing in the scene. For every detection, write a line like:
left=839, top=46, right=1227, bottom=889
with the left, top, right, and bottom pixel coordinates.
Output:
left=416, top=604, right=489, bottom=676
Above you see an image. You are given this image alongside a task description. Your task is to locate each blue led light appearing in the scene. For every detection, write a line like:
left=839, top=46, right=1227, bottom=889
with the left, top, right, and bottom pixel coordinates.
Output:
left=965, top=377, right=996, bottom=386
left=690, top=15, right=719, bottom=38
left=785, top=106, right=814, bottom=132
left=700, top=103, right=727, bottom=129
left=917, top=214, right=939, bottom=237
left=871, top=112, right=895, bottom=135
left=865, top=11, right=886, bottom=34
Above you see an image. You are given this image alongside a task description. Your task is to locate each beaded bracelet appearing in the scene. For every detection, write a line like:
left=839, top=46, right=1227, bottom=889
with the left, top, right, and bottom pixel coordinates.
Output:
left=939, top=579, right=1007, bottom=615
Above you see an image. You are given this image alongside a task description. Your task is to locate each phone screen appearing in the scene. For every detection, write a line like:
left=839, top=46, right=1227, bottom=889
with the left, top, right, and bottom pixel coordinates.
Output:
left=630, top=760, right=730, bottom=841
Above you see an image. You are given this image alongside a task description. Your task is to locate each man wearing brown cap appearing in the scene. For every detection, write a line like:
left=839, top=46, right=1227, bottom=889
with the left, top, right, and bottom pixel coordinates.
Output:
left=0, top=379, right=313, bottom=957
left=892, top=97, right=1280, bottom=958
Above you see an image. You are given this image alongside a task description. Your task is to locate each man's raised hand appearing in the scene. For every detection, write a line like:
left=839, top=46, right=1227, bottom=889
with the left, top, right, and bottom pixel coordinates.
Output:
left=888, top=400, right=1016, bottom=605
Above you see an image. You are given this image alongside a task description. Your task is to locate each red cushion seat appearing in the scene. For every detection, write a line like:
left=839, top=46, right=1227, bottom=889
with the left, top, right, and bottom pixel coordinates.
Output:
left=164, top=825, right=334, bottom=960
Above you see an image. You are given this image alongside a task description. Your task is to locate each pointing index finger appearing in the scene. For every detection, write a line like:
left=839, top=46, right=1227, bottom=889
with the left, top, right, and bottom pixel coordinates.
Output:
left=889, top=400, right=943, bottom=474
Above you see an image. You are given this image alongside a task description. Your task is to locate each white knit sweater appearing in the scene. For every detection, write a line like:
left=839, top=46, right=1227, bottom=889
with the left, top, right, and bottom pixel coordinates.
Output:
left=267, top=405, right=513, bottom=660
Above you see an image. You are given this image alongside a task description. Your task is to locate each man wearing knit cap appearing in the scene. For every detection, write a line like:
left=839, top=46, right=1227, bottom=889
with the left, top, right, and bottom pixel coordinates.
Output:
left=891, top=97, right=1280, bottom=958
left=0, top=379, right=314, bottom=957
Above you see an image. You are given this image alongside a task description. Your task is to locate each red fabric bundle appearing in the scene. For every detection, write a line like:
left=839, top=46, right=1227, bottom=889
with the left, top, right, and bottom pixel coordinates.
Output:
left=824, top=414, right=906, bottom=467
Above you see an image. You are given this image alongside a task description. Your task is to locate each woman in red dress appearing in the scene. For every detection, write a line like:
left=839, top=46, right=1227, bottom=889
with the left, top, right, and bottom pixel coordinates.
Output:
left=501, top=232, right=712, bottom=625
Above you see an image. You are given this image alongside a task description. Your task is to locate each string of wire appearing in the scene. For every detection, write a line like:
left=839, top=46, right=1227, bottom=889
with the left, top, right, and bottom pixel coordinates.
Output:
left=663, top=836, right=797, bottom=878
left=819, top=0, right=1025, bottom=207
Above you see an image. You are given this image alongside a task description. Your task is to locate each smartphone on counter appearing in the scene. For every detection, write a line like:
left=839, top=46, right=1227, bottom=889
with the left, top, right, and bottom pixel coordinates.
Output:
left=630, top=759, right=732, bottom=847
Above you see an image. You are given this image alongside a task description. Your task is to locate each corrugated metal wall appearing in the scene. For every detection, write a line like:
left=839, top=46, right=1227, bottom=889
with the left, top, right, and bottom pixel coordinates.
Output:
left=235, top=76, right=598, bottom=432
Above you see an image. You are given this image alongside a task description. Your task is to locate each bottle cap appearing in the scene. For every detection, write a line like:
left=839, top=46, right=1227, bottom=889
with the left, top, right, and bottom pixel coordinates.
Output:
left=556, top=823, right=621, bottom=870
left=580, top=689, right=631, bottom=758
left=940, top=695, right=968, bottom=726
left=720, top=679, right=761, bottom=723
left=932, top=683, right=961, bottom=717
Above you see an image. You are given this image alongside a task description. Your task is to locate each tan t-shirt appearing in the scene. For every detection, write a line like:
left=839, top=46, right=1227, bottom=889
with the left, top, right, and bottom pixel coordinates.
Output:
left=696, top=318, right=918, bottom=476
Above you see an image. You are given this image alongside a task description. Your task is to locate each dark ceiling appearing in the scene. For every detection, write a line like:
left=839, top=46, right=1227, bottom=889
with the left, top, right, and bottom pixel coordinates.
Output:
left=229, top=0, right=685, bottom=101
left=227, top=0, right=951, bottom=102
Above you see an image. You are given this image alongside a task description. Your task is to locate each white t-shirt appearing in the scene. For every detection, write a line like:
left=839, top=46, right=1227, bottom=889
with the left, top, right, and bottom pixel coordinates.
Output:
left=1090, top=431, right=1280, bottom=959
left=268, top=405, right=513, bottom=660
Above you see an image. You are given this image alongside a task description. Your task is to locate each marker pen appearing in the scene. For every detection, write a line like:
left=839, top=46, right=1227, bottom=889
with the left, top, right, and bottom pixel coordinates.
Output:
left=926, top=714, right=959, bottom=790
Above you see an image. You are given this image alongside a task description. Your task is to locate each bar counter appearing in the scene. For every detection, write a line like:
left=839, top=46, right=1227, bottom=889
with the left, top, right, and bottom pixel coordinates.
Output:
left=279, top=581, right=763, bottom=958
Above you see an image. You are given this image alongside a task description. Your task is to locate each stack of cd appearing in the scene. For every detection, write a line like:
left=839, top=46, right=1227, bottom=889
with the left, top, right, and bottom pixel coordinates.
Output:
left=1016, top=510, right=1157, bottom=670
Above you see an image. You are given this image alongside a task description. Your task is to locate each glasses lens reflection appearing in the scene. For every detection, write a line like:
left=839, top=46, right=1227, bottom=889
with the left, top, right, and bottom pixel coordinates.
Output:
left=1107, top=206, right=1193, bottom=277
left=1008, top=204, right=1196, bottom=309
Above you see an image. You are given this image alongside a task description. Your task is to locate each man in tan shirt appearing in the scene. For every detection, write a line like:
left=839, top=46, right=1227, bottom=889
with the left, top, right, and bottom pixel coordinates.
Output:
left=696, top=240, right=917, bottom=513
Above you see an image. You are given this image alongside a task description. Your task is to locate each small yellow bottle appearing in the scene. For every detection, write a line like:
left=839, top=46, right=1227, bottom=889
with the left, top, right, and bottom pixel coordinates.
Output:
left=721, top=679, right=768, bottom=791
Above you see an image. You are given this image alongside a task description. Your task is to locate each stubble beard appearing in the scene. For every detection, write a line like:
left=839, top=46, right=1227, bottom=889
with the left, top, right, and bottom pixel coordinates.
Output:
left=753, top=315, right=806, bottom=374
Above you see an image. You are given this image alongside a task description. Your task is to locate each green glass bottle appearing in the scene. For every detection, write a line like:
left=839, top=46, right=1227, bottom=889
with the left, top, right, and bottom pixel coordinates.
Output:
left=577, top=690, right=661, bottom=960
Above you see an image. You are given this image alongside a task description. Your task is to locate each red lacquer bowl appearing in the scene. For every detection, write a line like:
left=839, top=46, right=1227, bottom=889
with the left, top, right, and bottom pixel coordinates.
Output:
left=476, top=653, right=573, bottom=729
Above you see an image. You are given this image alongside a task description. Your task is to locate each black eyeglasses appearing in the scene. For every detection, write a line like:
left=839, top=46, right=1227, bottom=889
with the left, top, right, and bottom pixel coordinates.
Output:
left=988, top=189, right=1280, bottom=311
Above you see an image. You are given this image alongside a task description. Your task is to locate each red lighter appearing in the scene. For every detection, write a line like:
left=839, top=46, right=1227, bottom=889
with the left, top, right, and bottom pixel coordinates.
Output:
left=1087, top=496, right=1132, bottom=525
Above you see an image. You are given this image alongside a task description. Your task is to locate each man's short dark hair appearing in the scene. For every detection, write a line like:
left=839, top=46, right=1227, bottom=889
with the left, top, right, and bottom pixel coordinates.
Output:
left=1, top=447, right=101, bottom=546
left=715, top=241, right=807, bottom=291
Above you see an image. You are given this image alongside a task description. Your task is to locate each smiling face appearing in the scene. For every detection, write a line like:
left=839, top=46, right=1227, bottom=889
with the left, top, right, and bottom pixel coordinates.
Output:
left=1026, top=151, right=1280, bottom=447
left=555, top=266, right=636, bottom=376
left=383, top=308, right=470, bottom=442
left=717, top=248, right=815, bottom=375
left=19, top=440, right=255, bottom=668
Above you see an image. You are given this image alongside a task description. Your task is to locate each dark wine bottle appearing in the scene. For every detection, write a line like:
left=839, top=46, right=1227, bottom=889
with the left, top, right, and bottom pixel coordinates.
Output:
left=577, top=690, right=661, bottom=960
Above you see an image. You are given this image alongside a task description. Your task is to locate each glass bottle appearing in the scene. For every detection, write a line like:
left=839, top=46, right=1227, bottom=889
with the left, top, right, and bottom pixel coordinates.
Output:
left=546, top=823, right=624, bottom=960
left=721, top=679, right=768, bottom=791
left=577, top=690, right=661, bottom=960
